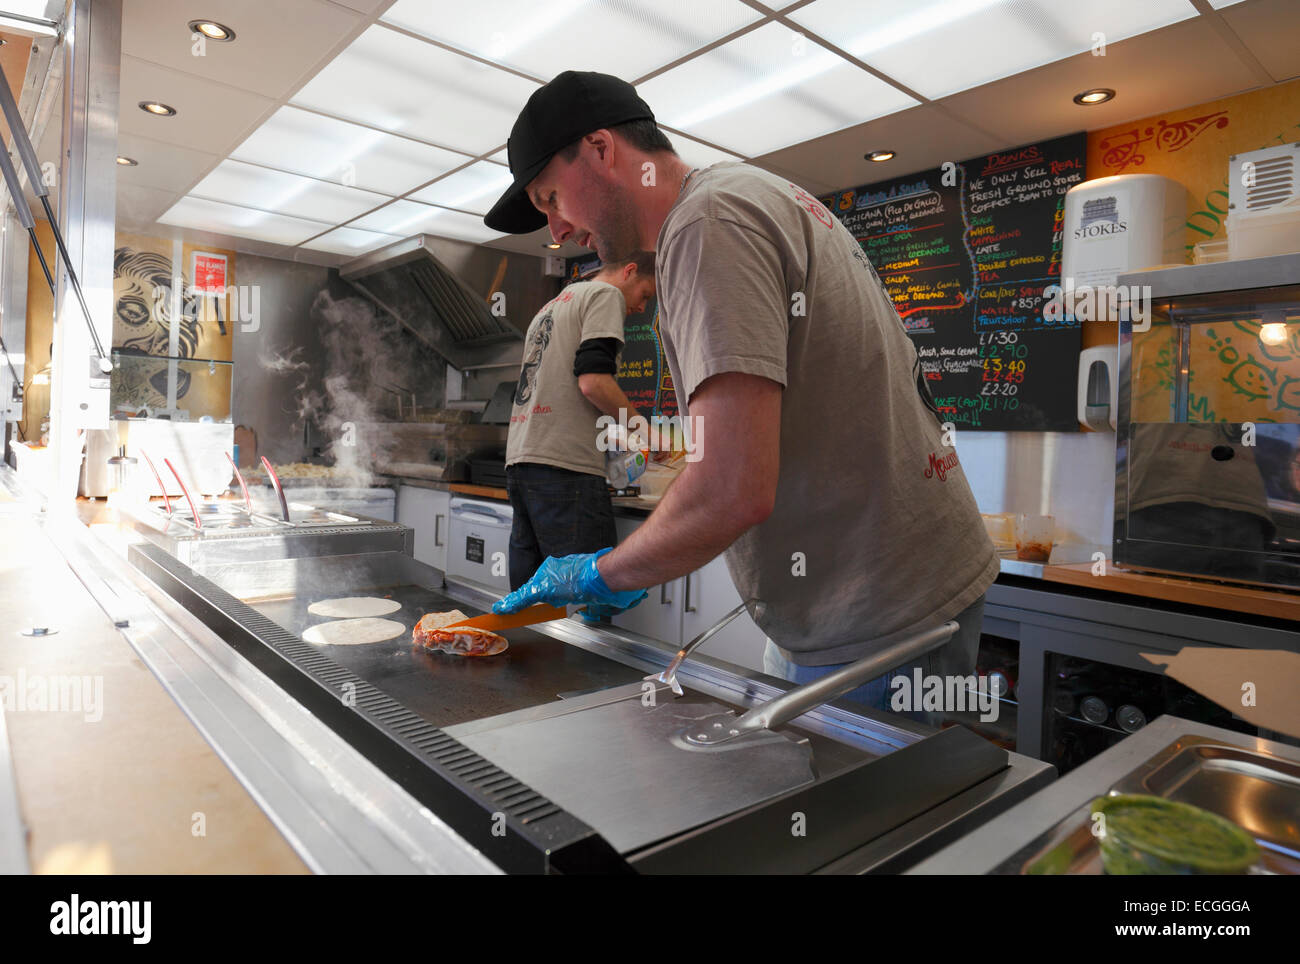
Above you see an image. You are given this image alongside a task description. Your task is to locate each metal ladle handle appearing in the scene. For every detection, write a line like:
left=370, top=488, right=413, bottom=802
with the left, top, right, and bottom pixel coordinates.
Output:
left=717, top=620, right=959, bottom=742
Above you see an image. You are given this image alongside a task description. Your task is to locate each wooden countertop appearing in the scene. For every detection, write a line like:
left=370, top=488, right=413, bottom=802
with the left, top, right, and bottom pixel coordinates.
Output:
left=1039, top=561, right=1300, bottom=623
left=0, top=512, right=307, bottom=874
left=448, top=483, right=508, bottom=500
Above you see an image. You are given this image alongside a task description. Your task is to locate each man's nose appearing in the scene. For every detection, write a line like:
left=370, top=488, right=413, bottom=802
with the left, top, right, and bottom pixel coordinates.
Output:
left=547, top=213, right=572, bottom=244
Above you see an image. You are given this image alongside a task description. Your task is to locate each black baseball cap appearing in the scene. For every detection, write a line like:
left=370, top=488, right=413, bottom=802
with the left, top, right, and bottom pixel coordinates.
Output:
left=484, top=71, right=655, bottom=234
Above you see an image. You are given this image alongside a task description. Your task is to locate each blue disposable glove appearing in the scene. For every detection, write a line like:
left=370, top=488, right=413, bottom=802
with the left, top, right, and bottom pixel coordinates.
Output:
left=493, top=548, right=648, bottom=615
left=579, top=603, right=619, bottom=623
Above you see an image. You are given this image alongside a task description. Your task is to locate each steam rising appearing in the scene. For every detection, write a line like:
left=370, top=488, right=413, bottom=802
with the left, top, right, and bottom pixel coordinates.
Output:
left=257, top=289, right=440, bottom=489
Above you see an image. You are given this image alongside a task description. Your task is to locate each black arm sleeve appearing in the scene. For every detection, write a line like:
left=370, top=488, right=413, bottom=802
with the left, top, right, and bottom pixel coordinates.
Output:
left=573, top=337, right=620, bottom=377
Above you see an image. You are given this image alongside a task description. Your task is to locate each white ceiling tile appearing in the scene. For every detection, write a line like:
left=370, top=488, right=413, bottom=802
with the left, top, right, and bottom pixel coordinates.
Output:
left=190, top=159, right=391, bottom=222
left=299, top=226, right=404, bottom=256
left=790, top=0, right=1198, bottom=100
left=121, top=0, right=363, bottom=99
left=230, top=106, right=473, bottom=195
left=382, top=0, right=762, bottom=81
left=407, top=161, right=513, bottom=215
left=1219, top=0, right=1300, bottom=83
left=157, top=196, right=330, bottom=246
left=116, top=183, right=185, bottom=229
left=637, top=21, right=917, bottom=156
left=290, top=25, right=540, bottom=155
left=114, top=133, right=219, bottom=192
left=350, top=200, right=505, bottom=243
left=666, top=131, right=745, bottom=167
left=119, top=56, right=275, bottom=155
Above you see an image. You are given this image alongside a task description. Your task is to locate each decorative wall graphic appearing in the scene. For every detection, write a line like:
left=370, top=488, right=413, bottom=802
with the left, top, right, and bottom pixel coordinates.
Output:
left=1097, top=111, right=1231, bottom=172
left=112, top=245, right=200, bottom=409
left=110, top=234, right=234, bottom=419
left=1091, top=77, right=1300, bottom=427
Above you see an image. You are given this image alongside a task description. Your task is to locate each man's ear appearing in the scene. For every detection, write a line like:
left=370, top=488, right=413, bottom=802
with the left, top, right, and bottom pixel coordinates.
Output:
left=623, top=262, right=637, bottom=283
left=587, top=128, right=616, bottom=169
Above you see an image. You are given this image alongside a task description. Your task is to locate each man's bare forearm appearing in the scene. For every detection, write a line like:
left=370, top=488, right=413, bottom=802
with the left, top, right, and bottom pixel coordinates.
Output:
left=596, top=460, right=756, bottom=589
left=594, top=372, right=783, bottom=591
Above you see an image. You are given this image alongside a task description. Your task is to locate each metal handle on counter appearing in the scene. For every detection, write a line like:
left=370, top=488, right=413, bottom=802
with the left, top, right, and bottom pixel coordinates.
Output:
left=693, top=620, right=958, bottom=745
left=660, top=581, right=671, bottom=605
left=684, top=572, right=695, bottom=613
left=649, top=598, right=757, bottom=695
left=434, top=513, right=445, bottom=547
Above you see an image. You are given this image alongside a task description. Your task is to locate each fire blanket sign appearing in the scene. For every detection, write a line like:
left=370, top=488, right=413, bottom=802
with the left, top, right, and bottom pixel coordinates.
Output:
left=192, top=252, right=228, bottom=294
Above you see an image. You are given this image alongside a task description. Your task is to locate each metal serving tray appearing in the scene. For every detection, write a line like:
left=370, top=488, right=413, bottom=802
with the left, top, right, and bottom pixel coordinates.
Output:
left=121, top=501, right=411, bottom=565
left=996, top=734, right=1300, bottom=874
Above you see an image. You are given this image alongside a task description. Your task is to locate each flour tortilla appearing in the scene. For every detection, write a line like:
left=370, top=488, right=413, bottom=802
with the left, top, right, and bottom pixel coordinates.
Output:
left=307, top=596, right=402, bottom=619
left=303, top=617, right=406, bottom=646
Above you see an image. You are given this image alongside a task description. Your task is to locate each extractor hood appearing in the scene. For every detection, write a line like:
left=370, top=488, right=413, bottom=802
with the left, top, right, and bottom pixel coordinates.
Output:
left=340, top=234, right=554, bottom=371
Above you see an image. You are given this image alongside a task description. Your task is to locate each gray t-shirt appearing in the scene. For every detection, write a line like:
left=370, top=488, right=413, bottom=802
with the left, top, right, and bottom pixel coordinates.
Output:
left=657, top=162, right=998, bottom=666
left=506, top=280, right=626, bottom=477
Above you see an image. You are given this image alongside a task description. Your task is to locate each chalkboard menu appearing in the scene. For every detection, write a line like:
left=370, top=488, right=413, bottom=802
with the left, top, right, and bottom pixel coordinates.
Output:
left=819, top=132, right=1087, bottom=431
left=566, top=253, right=677, bottom=419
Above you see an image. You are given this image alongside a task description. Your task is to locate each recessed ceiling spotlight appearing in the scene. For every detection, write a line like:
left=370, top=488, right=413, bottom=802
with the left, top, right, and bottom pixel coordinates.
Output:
left=139, top=101, right=176, bottom=116
left=866, top=150, right=896, bottom=162
left=544, top=242, right=562, bottom=249
left=1073, top=88, right=1115, bottom=106
left=188, top=20, right=235, bottom=41
left=116, top=156, right=138, bottom=166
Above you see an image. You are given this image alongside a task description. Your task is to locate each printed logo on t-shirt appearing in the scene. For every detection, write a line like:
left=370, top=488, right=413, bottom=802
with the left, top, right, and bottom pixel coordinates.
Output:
left=788, top=182, right=835, bottom=230
left=515, top=310, right=554, bottom=407
left=924, top=450, right=960, bottom=481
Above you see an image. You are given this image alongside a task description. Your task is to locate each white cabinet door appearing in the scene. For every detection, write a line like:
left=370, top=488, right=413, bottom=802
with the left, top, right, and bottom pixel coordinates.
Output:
left=609, top=515, right=682, bottom=645
left=680, top=556, right=768, bottom=673
left=428, top=488, right=450, bottom=572
left=397, top=485, right=451, bottom=573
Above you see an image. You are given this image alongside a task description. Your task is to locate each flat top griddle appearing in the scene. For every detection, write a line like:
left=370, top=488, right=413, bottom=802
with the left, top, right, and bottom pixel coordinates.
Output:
left=247, top=582, right=645, bottom=729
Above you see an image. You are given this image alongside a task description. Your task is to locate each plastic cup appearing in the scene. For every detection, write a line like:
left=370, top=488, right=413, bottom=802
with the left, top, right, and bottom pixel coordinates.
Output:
left=1015, top=514, right=1055, bottom=562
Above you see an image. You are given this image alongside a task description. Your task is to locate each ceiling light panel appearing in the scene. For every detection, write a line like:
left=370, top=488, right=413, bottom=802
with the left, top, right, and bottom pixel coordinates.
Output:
left=637, top=21, right=917, bottom=156
left=190, top=160, right=390, bottom=223
left=407, top=161, right=513, bottom=215
left=230, top=106, right=472, bottom=196
left=299, top=226, right=404, bottom=256
left=291, top=25, right=540, bottom=155
left=789, top=0, right=1197, bottom=100
left=349, top=200, right=506, bottom=244
left=381, top=0, right=762, bottom=81
left=666, top=131, right=745, bottom=168
left=157, top=196, right=330, bottom=246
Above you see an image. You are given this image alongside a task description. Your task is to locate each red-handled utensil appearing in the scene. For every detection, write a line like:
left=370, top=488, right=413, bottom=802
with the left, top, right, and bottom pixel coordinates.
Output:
left=163, top=457, right=201, bottom=530
left=139, top=449, right=171, bottom=514
left=226, top=451, right=251, bottom=512
left=260, top=456, right=290, bottom=522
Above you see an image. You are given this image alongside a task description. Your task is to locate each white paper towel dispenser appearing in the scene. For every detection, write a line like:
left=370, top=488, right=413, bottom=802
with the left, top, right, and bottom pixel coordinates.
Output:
left=1077, top=344, right=1118, bottom=431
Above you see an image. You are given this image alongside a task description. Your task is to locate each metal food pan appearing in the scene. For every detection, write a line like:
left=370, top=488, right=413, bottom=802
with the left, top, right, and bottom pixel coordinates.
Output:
left=997, top=734, right=1300, bottom=874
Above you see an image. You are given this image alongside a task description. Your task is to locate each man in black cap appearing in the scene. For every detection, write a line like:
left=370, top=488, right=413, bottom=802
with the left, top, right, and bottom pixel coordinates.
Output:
left=488, top=71, right=996, bottom=715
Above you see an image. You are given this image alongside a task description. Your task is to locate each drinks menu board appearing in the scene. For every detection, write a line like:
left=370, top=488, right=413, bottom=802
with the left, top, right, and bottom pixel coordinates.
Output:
left=819, top=132, right=1087, bottom=430
left=565, top=254, right=677, bottom=419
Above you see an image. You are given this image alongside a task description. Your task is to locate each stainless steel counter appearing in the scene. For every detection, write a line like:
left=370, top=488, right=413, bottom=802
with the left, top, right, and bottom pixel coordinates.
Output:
left=43, top=486, right=1056, bottom=873
left=909, top=715, right=1300, bottom=874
